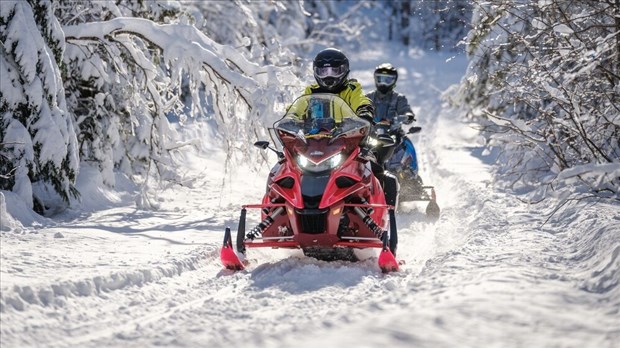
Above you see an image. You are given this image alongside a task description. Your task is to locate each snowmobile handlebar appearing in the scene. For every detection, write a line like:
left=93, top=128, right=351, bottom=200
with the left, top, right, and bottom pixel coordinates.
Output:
left=379, top=115, right=421, bottom=134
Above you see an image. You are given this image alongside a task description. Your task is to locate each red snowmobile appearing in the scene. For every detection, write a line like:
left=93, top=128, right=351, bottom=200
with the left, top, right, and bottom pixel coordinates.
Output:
left=220, top=94, right=399, bottom=273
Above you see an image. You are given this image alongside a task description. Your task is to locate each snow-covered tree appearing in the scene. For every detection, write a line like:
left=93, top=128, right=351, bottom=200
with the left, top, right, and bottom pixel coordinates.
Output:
left=185, top=0, right=373, bottom=68
left=186, top=1, right=305, bottom=65
left=1, top=0, right=79, bottom=214
left=56, top=0, right=371, bottom=196
left=303, top=0, right=375, bottom=51
left=56, top=0, right=190, bottom=189
left=2, top=0, right=308, bottom=214
left=452, top=0, right=620, bottom=200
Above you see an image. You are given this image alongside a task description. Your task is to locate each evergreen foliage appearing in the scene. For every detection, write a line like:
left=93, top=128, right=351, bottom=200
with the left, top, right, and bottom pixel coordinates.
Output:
left=2, top=0, right=367, bottom=214
left=1, top=0, right=79, bottom=214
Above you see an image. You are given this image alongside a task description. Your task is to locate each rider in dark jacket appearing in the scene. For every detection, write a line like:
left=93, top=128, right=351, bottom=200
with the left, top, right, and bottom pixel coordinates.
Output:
left=366, top=63, right=415, bottom=125
left=367, top=63, right=420, bottom=187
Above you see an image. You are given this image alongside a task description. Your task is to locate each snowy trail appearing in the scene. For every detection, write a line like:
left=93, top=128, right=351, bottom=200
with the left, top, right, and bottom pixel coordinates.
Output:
left=2, top=48, right=618, bottom=347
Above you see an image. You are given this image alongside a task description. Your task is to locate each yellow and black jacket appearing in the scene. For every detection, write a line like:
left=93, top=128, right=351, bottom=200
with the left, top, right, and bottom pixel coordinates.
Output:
left=302, top=79, right=374, bottom=122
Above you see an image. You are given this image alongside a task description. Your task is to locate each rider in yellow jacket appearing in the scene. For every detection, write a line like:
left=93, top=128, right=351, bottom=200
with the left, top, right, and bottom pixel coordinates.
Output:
left=299, top=48, right=375, bottom=123
left=293, top=48, right=397, bottom=207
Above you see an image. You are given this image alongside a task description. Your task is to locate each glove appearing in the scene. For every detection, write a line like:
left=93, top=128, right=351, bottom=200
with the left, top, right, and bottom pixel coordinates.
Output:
left=358, top=111, right=375, bottom=125
left=359, top=145, right=378, bottom=162
left=357, top=105, right=376, bottom=125
left=404, top=115, right=415, bottom=125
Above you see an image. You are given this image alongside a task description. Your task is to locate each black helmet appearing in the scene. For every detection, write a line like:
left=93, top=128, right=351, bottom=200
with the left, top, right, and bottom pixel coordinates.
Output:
left=374, top=63, right=398, bottom=94
left=313, top=48, right=350, bottom=92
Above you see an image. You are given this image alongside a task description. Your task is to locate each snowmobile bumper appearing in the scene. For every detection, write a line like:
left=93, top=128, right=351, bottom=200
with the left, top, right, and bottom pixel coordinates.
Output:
left=219, top=202, right=399, bottom=273
left=240, top=238, right=384, bottom=250
left=401, top=185, right=436, bottom=202
left=399, top=185, right=441, bottom=219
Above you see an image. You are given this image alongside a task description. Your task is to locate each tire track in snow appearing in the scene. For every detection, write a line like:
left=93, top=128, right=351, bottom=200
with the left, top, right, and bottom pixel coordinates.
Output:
left=0, top=245, right=220, bottom=314
left=76, top=256, right=417, bottom=347
left=0, top=245, right=228, bottom=347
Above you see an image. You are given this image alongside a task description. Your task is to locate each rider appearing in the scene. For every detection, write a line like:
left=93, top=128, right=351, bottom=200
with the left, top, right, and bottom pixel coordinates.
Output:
left=291, top=48, right=398, bottom=206
left=366, top=63, right=415, bottom=126
left=366, top=63, right=419, bottom=179
left=301, top=48, right=375, bottom=122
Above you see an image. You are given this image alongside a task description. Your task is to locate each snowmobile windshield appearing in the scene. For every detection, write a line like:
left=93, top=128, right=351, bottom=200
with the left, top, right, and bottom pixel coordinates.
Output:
left=277, top=94, right=370, bottom=139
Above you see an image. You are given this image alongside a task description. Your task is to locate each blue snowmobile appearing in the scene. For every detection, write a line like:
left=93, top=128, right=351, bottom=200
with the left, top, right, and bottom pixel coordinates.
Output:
left=367, top=115, right=440, bottom=218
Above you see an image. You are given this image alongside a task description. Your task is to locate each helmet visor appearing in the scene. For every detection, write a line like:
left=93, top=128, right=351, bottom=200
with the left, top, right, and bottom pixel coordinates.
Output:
left=375, top=73, right=396, bottom=86
left=315, top=65, right=347, bottom=78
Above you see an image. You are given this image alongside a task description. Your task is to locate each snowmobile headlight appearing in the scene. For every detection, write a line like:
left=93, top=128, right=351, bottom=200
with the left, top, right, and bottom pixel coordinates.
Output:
left=329, top=154, right=343, bottom=167
left=367, top=137, right=379, bottom=147
left=297, top=153, right=343, bottom=173
left=298, top=155, right=309, bottom=168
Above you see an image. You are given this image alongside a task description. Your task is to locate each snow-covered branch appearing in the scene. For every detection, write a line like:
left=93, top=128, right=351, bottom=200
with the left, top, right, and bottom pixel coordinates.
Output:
left=453, top=0, right=620, bottom=199
left=62, top=17, right=277, bottom=108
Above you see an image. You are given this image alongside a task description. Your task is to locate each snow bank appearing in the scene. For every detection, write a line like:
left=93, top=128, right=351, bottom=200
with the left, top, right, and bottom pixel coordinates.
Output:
left=70, top=162, right=138, bottom=212
left=544, top=201, right=620, bottom=299
left=0, top=192, right=20, bottom=232
left=0, top=191, right=44, bottom=231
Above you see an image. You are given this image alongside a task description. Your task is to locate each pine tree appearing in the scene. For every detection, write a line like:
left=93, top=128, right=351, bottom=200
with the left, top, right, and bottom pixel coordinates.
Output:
left=0, top=0, right=79, bottom=214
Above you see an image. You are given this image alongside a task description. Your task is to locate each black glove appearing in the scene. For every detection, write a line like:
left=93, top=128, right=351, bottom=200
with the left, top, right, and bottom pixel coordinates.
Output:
left=357, top=111, right=375, bottom=125
left=357, top=105, right=376, bottom=124
left=404, top=115, right=415, bottom=125
left=359, top=145, right=378, bottom=162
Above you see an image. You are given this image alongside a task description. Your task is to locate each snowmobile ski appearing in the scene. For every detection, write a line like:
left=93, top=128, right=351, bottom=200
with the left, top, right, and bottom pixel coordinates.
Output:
left=220, top=227, right=244, bottom=271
